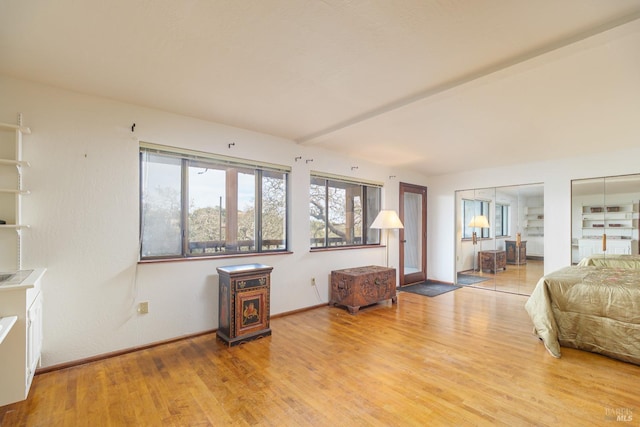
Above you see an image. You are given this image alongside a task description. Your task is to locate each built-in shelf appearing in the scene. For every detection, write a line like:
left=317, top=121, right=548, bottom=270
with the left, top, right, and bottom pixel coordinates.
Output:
left=0, top=122, right=31, bottom=134
left=524, top=205, right=544, bottom=236
left=0, top=114, right=31, bottom=270
left=581, top=202, right=638, bottom=240
left=0, top=188, right=30, bottom=195
left=0, top=117, right=43, bottom=407
left=0, top=158, right=30, bottom=168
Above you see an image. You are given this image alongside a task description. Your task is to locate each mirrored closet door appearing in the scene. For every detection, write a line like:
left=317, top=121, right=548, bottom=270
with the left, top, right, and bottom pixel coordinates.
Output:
left=456, top=187, right=497, bottom=292
left=571, top=174, right=640, bottom=265
left=455, top=183, right=544, bottom=295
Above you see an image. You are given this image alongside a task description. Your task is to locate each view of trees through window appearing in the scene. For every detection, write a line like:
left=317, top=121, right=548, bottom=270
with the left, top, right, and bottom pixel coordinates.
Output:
left=310, top=176, right=381, bottom=248
left=140, top=148, right=288, bottom=259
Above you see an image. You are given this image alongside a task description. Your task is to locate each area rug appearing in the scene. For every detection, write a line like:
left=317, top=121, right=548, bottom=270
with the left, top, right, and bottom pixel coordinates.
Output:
left=456, top=274, right=489, bottom=285
left=400, top=282, right=461, bottom=297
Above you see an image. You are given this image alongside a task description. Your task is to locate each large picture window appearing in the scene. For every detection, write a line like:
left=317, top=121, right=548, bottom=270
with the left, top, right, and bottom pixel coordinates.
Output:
left=140, top=144, right=289, bottom=260
left=310, top=173, right=381, bottom=248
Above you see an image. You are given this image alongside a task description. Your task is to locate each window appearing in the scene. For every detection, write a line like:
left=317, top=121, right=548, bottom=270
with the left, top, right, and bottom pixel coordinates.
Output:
left=495, top=203, right=510, bottom=237
left=310, top=174, right=381, bottom=248
left=140, top=144, right=289, bottom=260
left=462, top=199, right=490, bottom=239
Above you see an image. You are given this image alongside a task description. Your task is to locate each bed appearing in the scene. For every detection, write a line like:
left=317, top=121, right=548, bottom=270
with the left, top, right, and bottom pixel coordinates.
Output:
left=576, top=254, right=640, bottom=268
left=525, top=265, right=640, bottom=365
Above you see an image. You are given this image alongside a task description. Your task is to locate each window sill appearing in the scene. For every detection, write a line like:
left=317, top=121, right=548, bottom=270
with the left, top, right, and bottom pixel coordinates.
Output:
left=138, top=250, right=293, bottom=264
left=310, top=244, right=382, bottom=253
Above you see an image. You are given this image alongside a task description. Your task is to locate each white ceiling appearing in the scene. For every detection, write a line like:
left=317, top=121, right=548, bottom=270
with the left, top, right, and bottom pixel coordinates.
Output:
left=2, top=0, right=640, bottom=176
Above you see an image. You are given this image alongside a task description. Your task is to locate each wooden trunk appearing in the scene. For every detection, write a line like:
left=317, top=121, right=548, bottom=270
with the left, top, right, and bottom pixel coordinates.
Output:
left=330, top=266, right=397, bottom=314
left=478, top=250, right=507, bottom=273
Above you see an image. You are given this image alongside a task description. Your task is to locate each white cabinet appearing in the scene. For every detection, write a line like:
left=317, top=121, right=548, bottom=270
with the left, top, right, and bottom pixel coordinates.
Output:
left=27, top=292, right=43, bottom=380
left=578, top=239, right=638, bottom=259
left=0, top=269, right=46, bottom=406
left=0, top=115, right=31, bottom=271
left=0, top=116, right=46, bottom=406
left=526, top=236, right=544, bottom=258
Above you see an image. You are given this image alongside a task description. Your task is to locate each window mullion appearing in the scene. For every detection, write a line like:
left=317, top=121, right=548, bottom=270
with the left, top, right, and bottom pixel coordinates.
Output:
left=324, top=181, right=329, bottom=247
left=256, top=171, right=262, bottom=251
left=182, top=159, right=190, bottom=256
left=226, top=168, right=238, bottom=252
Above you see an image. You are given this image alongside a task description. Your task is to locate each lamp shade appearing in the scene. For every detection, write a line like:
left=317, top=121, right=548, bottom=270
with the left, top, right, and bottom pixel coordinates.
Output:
left=468, top=215, right=490, bottom=228
left=371, top=210, right=404, bottom=229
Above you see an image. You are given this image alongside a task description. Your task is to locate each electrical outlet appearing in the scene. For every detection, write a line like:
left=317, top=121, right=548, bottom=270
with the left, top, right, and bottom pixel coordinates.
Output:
left=138, top=301, right=149, bottom=314
left=311, top=278, right=316, bottom=287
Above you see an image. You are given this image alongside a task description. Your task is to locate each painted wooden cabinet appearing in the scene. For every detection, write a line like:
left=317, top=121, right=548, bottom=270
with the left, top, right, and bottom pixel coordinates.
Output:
left=506, top=240, right=526, bottom=265
left=216, top=264, right=273, bottom=346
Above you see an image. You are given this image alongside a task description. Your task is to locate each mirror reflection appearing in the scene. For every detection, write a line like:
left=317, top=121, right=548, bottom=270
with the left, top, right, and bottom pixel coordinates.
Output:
left=455, top=183, right=544, bottom=295
left=571, top=174, right=640, bottom=265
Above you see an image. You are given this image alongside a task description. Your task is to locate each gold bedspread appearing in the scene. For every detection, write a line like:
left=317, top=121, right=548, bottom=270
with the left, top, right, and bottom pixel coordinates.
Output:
left=577, top=254, right=640, bottom=269
left=525, top=265, right=640, bottom=365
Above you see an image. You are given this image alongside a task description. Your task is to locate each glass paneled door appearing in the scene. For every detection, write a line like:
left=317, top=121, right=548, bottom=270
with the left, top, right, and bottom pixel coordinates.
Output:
left=399, top=183, right=427, bottom=286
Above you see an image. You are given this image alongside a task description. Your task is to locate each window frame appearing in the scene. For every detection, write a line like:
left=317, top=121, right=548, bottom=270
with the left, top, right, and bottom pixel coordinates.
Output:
left=309, top=172, right=382, bottom=250
left=139, top=143, right=290, bottom=261
left=495, top=203, right=510, bottom=238
left=462, top=199, right=491, bottom=240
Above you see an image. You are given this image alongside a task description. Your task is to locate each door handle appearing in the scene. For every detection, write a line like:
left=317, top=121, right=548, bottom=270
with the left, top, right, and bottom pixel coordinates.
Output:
left=400, top=240, right=407, bottom=243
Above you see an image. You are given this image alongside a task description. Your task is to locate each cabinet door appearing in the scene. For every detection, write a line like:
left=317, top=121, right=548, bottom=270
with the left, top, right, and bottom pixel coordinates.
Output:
left=27, top=292, right=43, bottom=383
left=234, top=287, right=268, bottom=337
left=578, top=240, right=598, bottom=259
left=609, top=241, right=632, bottom=255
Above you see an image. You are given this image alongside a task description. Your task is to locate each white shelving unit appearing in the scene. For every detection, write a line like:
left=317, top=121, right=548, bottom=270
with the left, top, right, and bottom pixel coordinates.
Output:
left=0, top=116, right=45, bottom=406
left=523, top=206, right=544, bottom=236
left=578, top=202, right=639, bottom=257
left=0, top=115, right=31, bottom=270
left=580, top=203, right=638, bottom=239
left=523, top=205, right=544, bottom=257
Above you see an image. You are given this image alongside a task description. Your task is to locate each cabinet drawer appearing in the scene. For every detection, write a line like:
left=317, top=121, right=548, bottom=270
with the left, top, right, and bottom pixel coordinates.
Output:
left=233, top=274, right=269, bottom=290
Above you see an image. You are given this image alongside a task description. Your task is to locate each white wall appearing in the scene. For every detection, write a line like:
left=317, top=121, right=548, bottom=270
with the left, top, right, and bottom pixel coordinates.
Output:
left=3, top=66, right=640, bottom=367
left=0, top=75, right=428, bottom=366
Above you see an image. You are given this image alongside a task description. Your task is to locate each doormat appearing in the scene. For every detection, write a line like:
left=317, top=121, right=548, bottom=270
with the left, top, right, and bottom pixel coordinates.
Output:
left=400, top=282, right=461, bottom=297
left=457, top=274, right=489, bottom=285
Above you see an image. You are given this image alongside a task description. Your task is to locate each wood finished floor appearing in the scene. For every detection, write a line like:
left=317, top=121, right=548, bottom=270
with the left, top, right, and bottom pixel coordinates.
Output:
left=460, top=259, right=544, bottom=296
left=1, top=286, right=639, bottom=426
